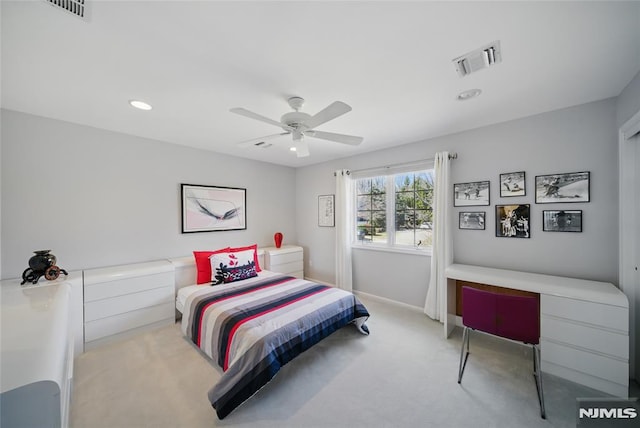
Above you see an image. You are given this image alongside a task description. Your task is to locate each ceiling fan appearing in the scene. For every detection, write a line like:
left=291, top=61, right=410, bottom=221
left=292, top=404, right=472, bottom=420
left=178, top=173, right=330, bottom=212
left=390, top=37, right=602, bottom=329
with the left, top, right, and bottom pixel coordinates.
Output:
left=230, top=96, right=363, bottom=157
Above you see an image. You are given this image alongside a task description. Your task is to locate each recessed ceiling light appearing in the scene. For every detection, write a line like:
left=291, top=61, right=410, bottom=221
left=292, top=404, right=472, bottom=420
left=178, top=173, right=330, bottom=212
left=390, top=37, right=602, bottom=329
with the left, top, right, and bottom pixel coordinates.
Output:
left=457, top=89, right=482, bottom=101
left=290, top=147, right=297, bottom=152
left=129, top=100, right=152, bottom=110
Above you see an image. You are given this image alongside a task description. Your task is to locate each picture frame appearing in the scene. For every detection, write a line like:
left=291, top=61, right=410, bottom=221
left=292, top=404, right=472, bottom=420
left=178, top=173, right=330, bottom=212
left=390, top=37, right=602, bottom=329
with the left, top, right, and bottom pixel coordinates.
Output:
left=495, top=204, right=530, bottom=238
left=453, top=180, right=490, bottom=206
left=459, top=211, right=486, bottom=230
left=499, top=171, right=526, bottom=197
left=181, top=184, right=246, bottom=233
left=535, top=171, right=590, bottom=204
left=542, top=210, right=582, bottom=232
left=318, top=194, right=335, bottom=227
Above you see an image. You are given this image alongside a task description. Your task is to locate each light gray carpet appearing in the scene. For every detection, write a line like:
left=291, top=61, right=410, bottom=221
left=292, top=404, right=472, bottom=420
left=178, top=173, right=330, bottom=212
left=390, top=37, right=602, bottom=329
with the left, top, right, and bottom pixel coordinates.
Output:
left=70, top=295, right=636, bottom=428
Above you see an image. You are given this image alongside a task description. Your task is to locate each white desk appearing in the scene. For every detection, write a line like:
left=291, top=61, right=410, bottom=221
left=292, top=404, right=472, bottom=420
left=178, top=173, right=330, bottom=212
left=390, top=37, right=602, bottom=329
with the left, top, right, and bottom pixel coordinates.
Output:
left=1, top=273, right=82, bottom=428
left=446, top=264, right=629, bottom=397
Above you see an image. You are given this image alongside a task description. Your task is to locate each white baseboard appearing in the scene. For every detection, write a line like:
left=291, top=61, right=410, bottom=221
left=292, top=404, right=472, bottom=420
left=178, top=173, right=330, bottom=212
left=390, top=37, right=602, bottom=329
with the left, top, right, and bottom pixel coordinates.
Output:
left=352, top=290, right=424, bottom=313
left=303, top=276, right=335, bottom=287
left=304, top=276, right=424, bottom=313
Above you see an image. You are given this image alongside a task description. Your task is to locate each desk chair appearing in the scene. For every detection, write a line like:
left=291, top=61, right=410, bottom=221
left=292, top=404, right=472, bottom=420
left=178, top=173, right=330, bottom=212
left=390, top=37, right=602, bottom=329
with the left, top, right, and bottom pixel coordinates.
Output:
left=457, top=286, right=545, bottom=419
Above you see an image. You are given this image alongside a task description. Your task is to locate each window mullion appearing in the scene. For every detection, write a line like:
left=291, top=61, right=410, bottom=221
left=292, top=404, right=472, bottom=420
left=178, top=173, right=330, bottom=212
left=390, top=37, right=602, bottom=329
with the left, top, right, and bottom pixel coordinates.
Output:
left=387, top=176, right=395, bottom=247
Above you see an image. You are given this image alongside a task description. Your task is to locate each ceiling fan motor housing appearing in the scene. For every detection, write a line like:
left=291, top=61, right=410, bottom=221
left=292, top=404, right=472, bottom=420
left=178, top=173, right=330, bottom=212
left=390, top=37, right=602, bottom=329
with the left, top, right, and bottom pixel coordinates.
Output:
left=280, top=111, right=311, bottom=130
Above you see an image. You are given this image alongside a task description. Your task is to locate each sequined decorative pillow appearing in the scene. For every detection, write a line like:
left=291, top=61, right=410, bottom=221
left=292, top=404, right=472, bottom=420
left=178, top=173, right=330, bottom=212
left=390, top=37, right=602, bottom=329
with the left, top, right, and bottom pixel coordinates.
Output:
left=209, top=249, right=258, bottom=285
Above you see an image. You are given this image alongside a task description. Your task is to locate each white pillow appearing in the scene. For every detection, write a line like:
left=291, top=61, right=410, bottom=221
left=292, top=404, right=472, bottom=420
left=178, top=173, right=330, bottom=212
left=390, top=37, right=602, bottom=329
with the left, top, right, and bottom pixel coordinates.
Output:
left=209, top=249, right=258, bottom=284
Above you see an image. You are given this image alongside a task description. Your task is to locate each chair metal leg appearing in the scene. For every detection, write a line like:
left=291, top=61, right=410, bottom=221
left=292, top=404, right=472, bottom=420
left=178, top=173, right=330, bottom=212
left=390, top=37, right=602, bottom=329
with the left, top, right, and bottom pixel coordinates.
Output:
left=532, top=344, right=546, bottom=419
left=458, top=327, right=470, bottom=384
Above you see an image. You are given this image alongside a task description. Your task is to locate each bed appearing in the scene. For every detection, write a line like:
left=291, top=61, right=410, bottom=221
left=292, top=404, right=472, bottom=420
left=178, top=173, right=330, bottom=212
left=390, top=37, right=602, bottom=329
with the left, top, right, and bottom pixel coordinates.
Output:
left=175, top=267, right=370, bottom=419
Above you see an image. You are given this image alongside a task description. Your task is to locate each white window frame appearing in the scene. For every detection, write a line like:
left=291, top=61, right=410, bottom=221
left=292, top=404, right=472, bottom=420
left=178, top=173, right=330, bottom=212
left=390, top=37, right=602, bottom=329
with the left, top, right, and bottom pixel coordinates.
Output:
left=351, top=163, right=434, bottom=256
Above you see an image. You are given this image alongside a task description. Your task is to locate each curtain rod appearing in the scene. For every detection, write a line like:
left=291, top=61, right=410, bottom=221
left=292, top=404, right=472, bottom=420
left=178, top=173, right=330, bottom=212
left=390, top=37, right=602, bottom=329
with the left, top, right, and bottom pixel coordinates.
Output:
left=337, top=152, right=458, bottom=176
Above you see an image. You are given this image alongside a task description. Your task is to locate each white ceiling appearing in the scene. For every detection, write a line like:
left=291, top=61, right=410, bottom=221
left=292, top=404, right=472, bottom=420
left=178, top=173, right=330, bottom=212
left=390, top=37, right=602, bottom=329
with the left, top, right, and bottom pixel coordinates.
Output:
left=2, top=1, right=639, bottom=168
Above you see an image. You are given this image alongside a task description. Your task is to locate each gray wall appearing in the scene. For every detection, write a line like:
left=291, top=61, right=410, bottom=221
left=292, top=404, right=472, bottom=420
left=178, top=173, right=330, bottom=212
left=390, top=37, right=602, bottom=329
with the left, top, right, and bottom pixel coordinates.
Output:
left=451, top=99, right=618, bottom=281
left=1, top=97, right=624, bottom=305
left=0, top=109, right=297, bottom=279
left=296, top=98, right=620, bottom=307
left=0, top=111, right=3, bottom=278
left=617, top=70, right=640, bottom=128
left=294, top=136, right=454, bottom=307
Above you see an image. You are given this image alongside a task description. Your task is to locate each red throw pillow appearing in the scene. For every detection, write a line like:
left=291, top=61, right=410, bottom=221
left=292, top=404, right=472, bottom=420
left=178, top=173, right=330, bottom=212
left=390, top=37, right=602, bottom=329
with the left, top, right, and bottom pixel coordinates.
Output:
left=229, top=244, right=261, bottom=272
left=193, top=248, right=231, bottom=284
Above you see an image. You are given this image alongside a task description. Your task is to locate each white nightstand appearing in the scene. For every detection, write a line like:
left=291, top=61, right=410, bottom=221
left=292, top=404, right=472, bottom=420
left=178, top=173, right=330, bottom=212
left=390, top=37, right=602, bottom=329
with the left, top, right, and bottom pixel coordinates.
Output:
left=262, top=245, right=304, bottom=278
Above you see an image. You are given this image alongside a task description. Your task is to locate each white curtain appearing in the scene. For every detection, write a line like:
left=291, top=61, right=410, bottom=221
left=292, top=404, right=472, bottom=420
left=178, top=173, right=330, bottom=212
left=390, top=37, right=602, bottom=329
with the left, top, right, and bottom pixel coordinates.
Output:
left=335, top=169, right=353, bottom=292
left=424, top=152, right=452, bottom=321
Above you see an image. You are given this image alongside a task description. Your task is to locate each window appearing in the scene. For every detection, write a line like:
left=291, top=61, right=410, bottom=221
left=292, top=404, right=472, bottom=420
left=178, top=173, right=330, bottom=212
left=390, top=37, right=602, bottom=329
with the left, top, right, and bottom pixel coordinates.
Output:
left=355, top=169, right=434, bottom=250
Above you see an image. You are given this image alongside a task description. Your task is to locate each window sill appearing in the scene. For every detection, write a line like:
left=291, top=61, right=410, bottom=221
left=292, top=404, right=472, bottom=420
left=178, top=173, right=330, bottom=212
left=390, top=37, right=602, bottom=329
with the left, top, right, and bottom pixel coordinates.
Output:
left=351, top=244, right=432, bottom=257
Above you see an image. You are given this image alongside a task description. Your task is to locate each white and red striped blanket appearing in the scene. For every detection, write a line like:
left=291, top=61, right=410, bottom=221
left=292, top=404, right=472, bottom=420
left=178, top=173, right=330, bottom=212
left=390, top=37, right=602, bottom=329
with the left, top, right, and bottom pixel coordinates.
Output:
left=180, top=272, right=370, bottom=419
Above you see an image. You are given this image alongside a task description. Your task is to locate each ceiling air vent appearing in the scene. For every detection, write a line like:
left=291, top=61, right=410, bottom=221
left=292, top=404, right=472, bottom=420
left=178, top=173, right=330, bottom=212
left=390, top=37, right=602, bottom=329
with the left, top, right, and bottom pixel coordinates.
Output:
left=44, top=0, right=89, bottom=20
left=453, top=41, right=502, bottom=77
left=254, top=141, right=273, bottom=149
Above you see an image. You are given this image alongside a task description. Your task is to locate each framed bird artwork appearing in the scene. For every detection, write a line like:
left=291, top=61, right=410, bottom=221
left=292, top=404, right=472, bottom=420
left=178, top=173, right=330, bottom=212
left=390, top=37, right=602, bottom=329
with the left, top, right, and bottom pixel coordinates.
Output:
left=181, top=184, right=246, bottom=233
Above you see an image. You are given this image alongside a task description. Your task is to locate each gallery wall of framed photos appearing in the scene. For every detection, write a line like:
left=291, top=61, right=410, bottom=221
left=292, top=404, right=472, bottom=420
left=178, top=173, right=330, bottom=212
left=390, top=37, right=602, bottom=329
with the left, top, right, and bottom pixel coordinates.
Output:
left=454, top=170, right=590, bottom=237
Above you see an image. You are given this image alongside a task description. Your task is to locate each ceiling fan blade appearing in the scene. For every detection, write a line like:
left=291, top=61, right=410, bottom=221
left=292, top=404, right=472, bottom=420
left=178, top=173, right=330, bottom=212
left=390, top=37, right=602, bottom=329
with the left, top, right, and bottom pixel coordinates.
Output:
left=293, top=138, right=310, bottom=157
left=303, top=101, right=352, bottom=130
left=230, top=108, right=293, bottom=131
left=236, top=132, right=290, bottom=147
left=305, top=130, right=363, bottom=146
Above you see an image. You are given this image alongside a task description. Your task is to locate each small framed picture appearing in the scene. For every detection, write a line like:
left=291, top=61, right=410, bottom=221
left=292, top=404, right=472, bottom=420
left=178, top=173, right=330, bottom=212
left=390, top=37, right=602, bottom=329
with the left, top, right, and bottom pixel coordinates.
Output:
left=496, top=204, right=530, bottom=238
left=453, top=180, right=490, bottom=206
left=318, top=194, right=335, bottom=227
left=535, top=171, right=590, bottom=203
left=500, top=171, right=525, bottom=197
left=542, top=210, right=582, bottom=232
left=459, top=212, right=486, bottom=230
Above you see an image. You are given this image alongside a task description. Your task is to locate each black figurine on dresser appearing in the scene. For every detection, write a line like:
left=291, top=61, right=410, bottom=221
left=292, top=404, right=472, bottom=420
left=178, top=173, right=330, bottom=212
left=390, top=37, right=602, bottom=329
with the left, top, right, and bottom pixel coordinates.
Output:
left=21, top=250, right=68, bottom=285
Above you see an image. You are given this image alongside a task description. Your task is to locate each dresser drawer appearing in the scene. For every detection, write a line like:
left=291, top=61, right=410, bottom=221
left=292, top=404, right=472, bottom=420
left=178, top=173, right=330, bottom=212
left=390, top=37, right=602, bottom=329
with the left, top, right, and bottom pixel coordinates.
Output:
left=541, top=338, right=629, bottom=386
left=541, top=294, right=628, bottom=332
left=85, top=285, right=174, bottom=322
left=270, top=260, right=304, bottom=275
left=84, top=271, right=173, bottom=302
left=268, top=250, right=303, bottom=266
left=85, top=302, right=174, bottom=342
left=541, top=315, right=628, bottom=359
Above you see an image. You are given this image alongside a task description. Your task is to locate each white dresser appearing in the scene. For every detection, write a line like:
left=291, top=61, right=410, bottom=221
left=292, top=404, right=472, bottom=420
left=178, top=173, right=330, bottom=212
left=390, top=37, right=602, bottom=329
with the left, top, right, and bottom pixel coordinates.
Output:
left=262, top=245, right=304, bottom=278
left=83, top=260, right=175, bottom=350
left=1, top=273, right=82, bottom=428
left=445, top=264, right=629, bottom=397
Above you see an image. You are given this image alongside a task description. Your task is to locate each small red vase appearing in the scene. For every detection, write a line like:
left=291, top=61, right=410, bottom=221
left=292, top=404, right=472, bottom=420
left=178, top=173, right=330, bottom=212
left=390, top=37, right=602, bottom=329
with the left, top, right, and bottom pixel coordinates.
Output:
left=274, top=232, right=283, bottom=248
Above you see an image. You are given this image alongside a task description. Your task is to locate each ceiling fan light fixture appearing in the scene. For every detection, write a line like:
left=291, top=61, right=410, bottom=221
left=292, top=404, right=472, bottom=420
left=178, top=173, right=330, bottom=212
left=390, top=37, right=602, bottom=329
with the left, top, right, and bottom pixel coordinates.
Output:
left=292, top=130, right=304, bottom=141
left=129, top=99, right=152, bottom=111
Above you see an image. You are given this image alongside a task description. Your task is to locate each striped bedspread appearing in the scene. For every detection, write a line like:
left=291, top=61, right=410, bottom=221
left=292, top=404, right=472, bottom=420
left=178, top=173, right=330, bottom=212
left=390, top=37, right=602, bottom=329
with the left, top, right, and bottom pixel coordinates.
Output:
left=180, top=273, right=370, bottom=419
